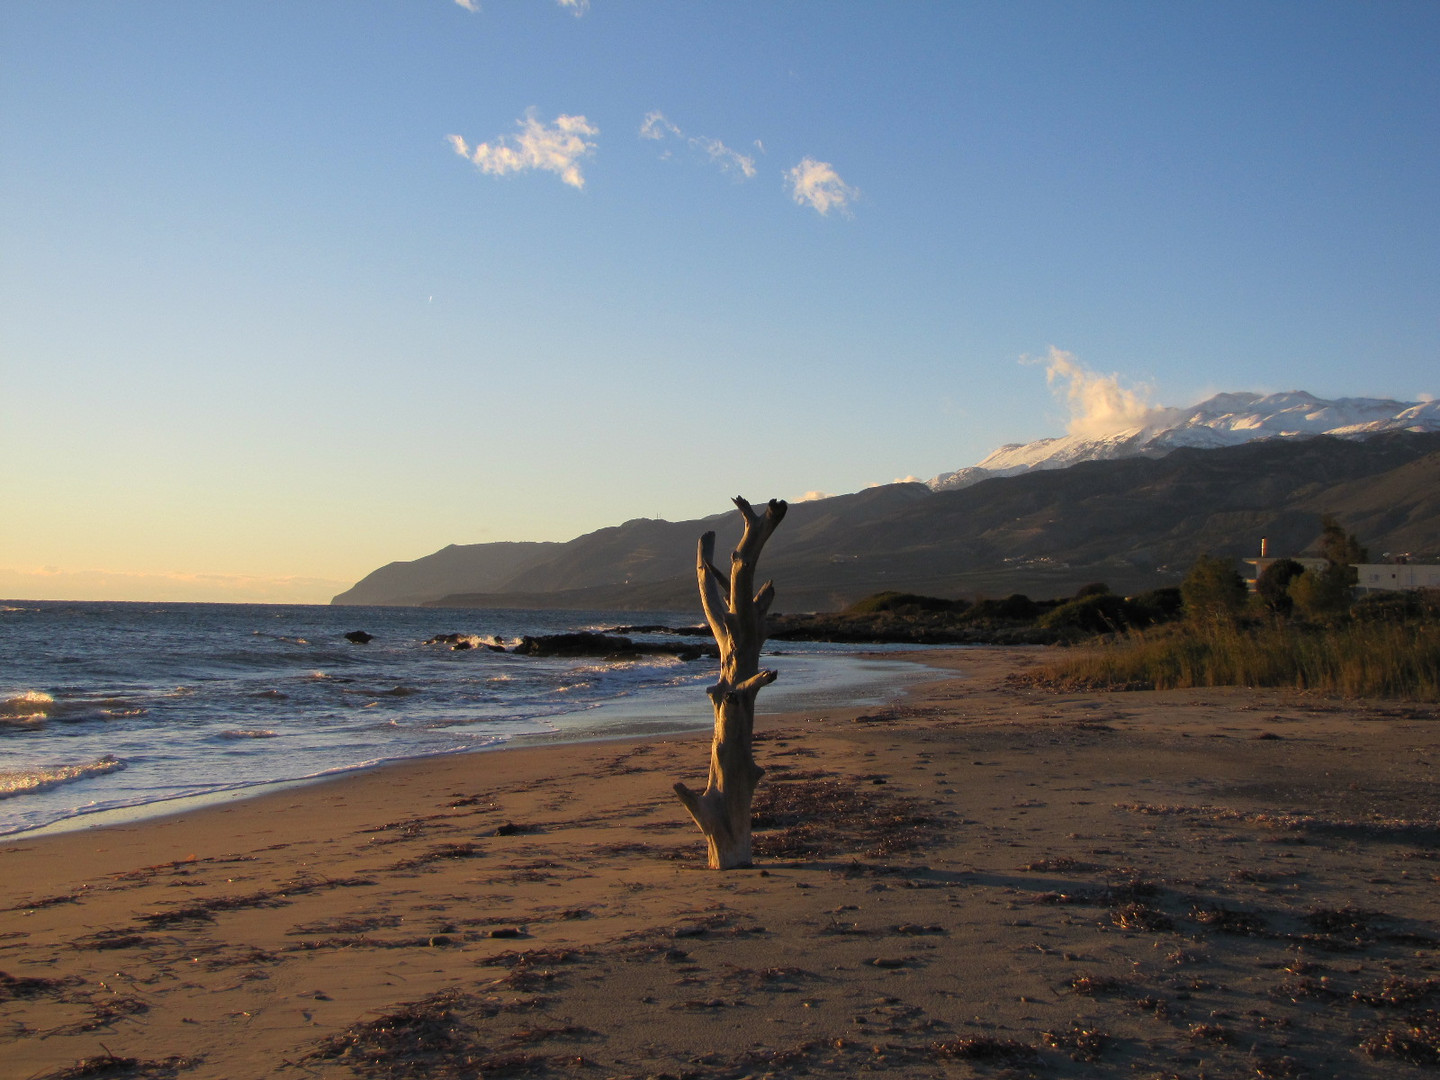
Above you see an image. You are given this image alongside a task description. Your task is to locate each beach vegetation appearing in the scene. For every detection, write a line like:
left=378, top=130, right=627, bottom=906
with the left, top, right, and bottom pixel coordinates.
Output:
left=1286, top=517, right=1369, bottom=622
left=774, top=585, right=1183, bottom=645
left=970, top=592, right=1043, bottom=621
left=1037, top=578, right=1440, bottom=701
left=1180, top=554, right=1248, bottom=624
left=1288, top=565, right=1354, bottom=621
left=1255, top=558, right=1305, bottom=614
left=843, top=591, right=965, bottom=616
left=1039, top=592, right=1149, bottom=635
left=1132, top=585, right=1184, bottom=621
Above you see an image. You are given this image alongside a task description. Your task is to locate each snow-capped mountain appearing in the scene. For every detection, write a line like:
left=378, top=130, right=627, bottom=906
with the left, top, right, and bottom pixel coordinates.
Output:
left=929, top=391, right=1440, bottom=491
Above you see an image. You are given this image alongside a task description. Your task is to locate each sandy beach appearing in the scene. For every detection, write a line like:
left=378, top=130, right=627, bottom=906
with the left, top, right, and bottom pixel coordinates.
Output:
left=5, top=646, right=1440, bottom=1079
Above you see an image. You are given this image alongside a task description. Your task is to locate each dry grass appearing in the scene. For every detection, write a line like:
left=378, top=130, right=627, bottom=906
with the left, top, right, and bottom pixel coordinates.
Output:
left=1036, top=618, right=1440, bottom=700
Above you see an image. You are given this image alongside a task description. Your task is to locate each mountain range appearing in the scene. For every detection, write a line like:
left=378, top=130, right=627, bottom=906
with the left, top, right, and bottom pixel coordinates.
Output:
left=333, top=393, right=1440, bottom=612
left=929, top=390, right=1440, bottom=490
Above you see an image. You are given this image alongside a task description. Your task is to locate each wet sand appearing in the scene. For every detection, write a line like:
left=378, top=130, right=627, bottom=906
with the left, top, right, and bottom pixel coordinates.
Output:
left=4, top=647, right=1440, bottom=1079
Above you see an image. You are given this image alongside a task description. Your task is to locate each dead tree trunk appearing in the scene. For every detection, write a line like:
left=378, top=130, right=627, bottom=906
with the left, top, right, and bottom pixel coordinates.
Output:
left=674, top=496, right=787, bottom=869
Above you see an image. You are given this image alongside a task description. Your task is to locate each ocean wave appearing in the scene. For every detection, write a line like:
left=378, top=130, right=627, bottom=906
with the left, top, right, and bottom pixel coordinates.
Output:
left=1, top=690, right=55, bottom=721
left=553, top=680, right=596, bottom=694
left=252, top=631, right=311, bottom=646
left=0, top=755, right=126, bottom=799
left=1, top=692, right=150, bottom=727
left=218, top=729, right=280, bottom=740
left=346, top=685, right=420, bottom=698
left=425, top=633, right=488, bottom=650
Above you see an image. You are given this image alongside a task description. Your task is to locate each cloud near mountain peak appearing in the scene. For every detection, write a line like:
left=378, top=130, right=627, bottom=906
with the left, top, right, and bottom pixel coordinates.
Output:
left=1033, top=347, right=1160, bottom=438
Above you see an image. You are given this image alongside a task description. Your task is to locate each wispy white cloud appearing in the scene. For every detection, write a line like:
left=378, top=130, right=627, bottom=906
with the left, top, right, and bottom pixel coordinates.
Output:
left=693, top=136, right=756, bottom=179
left=1028, top=347, right=1159, bottom=437
left=795, top=490, right=835, bottom=503
left=639, top=111, right=756, bottom=179
left=448, top=109, right=599, bottom=190
left=639, top=110, right=681, bottom=141
left=453, top=0, right=585, bottom=12
left=786, top=157, right=858, bottom=216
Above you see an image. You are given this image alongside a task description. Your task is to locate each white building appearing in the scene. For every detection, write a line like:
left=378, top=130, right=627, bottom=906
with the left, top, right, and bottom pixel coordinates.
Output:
left=1355, top=563, right=1440, bottom=593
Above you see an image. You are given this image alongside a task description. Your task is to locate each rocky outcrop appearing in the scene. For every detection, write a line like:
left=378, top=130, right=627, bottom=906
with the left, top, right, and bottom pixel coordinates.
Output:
left=424, top=633, right=504, bottom=652
left=510, top=632, right=716, bottom=661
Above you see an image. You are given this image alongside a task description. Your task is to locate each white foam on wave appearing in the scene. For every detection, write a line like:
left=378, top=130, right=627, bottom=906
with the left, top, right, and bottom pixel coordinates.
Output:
left=218, top=729, right=279, bottom=740
left=1, top=691, right=150, bottom=726
left=0, top=755, right=126, bottom=799
left=1, top=690, right=54, bottom=722
left=252, top=630, right=312, bottom=646
left=553, top=680, right=595, bottom=695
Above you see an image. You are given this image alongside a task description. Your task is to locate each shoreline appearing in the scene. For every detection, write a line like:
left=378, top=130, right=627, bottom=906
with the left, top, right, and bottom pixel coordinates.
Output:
left=5, top=646, right=1439, bottom=1079
left=3, top=649, right=937, bottom=842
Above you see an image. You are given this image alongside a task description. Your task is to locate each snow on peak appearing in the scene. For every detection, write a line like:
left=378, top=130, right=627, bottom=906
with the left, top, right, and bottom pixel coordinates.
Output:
left=929, top=392, right=1440, bottom=491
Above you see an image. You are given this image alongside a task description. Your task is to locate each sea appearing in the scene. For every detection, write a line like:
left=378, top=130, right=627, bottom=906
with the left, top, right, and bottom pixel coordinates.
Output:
left=0, top=600, right=932, bottom=838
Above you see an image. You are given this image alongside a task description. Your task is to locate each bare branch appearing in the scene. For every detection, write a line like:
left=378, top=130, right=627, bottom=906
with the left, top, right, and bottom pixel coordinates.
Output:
left=673, top=782, right=701, bottom=820
left=754, top=580, right=775, bottom=619
left=696, top=532, right=729, bottom=647
left=734, top=669, right=778, bottom=697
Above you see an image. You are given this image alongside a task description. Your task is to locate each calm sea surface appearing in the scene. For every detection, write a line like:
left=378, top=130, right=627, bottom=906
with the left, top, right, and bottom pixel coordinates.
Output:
left=0, top=601, right=929, bottom=837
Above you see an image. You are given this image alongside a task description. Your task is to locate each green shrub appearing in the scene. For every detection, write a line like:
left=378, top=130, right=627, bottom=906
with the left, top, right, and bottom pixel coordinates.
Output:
left=1181, top=555, right=1248, bottom=623
left=1039, top=593, right=1141, bottom=635
left=1317, top=515, right=1368, bottom=574
left=843, top=591, right=961, bottom=616
left=1288, top=565, right=1353, bottom=621
left=966, top=593, right=1040, bottom=622
left=1255, top=558, right=1305, bottom=615
left=1131, top=586, right=1184, bottom=623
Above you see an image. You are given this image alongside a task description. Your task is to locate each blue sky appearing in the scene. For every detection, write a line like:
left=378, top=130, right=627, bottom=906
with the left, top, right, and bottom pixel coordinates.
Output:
left=2, top=1, right=1436, bottom=602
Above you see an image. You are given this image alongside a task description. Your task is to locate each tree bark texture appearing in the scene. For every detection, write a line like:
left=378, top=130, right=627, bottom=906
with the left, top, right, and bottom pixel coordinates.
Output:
left=674, top=496, right=788, bottom=869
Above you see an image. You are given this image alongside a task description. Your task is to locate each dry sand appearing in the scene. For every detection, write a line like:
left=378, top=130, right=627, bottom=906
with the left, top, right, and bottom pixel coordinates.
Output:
left=4, top=646, right=1440, bottom=1080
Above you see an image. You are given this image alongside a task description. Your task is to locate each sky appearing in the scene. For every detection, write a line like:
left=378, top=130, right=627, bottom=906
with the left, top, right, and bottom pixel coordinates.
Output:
left=1, top=1, right=1436, bottom=604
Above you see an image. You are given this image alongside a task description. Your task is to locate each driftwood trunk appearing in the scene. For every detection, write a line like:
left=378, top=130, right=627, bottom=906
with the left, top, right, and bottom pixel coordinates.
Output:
left=674, top=496, right=787, bottom=869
